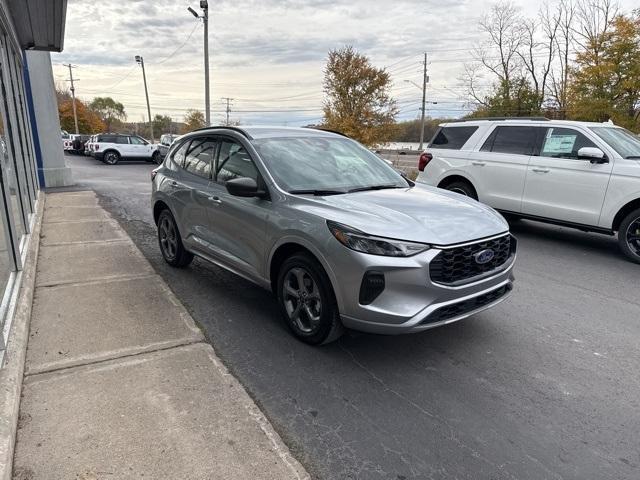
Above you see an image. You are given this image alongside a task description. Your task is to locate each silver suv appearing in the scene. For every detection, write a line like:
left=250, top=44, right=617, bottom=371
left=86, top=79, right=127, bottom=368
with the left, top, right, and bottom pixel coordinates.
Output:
left=151, top=126, right=516, bottom=344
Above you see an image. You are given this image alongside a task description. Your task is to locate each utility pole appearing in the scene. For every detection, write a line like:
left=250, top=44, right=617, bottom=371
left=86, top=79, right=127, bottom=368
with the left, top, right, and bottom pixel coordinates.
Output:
left=222, top=97, right=233, bottom=125
left=64, top=64, right=79, bottom=134
left=135, top=55, right=154, bottom=142
left=188, top=1, right=210, bottom=126
left=419, top=52, right=429, bottom=150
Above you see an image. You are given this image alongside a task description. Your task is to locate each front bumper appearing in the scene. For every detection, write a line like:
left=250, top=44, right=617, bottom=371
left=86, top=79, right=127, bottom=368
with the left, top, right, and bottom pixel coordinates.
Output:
left=328, top=235, right=516, bottom=335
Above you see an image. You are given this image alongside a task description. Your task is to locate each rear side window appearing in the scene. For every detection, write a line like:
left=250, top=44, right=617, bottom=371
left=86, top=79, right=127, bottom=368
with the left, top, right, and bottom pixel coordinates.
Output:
left=171, top=140, right=190, bottom=168
left=429, top=126, right=478, bottom=150
left=184, top=138, right=216, bottom=179
left=115, top=136, right=129, bottom=144
left=98, top=135, right=117, bottom=143
left=480, top=126, right=537, bottom=155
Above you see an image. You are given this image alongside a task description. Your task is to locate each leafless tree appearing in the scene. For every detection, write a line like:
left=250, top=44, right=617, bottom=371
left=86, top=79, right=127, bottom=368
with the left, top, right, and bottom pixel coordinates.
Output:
left=474, top=1, right=525, bottom=101
left=549, top=0, right=577, bottom=115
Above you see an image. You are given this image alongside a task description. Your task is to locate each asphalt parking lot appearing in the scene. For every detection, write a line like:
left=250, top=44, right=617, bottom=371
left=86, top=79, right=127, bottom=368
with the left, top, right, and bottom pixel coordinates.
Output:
left=64, top=153, right=640, bottom=480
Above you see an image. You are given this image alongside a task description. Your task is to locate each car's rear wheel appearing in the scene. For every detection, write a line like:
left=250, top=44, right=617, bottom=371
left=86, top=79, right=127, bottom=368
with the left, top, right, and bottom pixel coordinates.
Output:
left=277, top=253, right=343, bottom=345
left=157, top=209, right=193, bottom=267
left=443, top=180, right=477, bottom=200
left=103, top=150, right=120, bottom=165
left=618, top=208, right=640, bottom=264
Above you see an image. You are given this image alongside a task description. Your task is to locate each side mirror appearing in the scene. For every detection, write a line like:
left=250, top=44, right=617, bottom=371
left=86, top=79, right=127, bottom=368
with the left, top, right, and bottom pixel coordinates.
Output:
left=578, top=147, right=608, bottom=164
left=225, top=177, right=268, bottom=198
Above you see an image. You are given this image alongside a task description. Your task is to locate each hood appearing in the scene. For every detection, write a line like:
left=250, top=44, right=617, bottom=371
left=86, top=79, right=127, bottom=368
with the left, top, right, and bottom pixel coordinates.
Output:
left=291, top=184, right=508, bottom=246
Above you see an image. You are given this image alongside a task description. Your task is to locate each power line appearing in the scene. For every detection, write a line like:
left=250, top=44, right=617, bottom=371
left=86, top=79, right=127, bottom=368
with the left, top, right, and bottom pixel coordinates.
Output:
left=155, top=20, right=200, bottom=65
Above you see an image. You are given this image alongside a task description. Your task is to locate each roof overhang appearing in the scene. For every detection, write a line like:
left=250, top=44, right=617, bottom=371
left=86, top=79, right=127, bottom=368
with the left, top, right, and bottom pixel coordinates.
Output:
left=7, top=0, right=67, bottom=52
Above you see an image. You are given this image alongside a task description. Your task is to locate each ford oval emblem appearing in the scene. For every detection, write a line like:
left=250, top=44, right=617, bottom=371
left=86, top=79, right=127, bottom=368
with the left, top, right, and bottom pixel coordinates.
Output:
left=474, top=249, right=495, bottom=265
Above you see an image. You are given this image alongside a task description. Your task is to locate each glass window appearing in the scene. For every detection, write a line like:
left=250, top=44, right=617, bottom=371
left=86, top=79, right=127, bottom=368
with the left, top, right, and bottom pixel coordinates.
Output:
left=129, top=136, right=147, bottom=145
left=429, top=126, right=478, bottom=150
left=183, top=138, right=214, bottom=179
left=481, top=126, right=536, bottom=155
left=216, top=140, right=258, bottom=184
left=252, top=136, right=406, bottom=192
left=0, top=52, right=26, bottom=237
left=540, top=127, right=597, bottom=159
left=590, top=127, right=640, bottom=159
left=115, top=136, right=129, bottom=144
left=98, top=135, right=117, bottom=143
left=171, top=140, right=190, bottom=168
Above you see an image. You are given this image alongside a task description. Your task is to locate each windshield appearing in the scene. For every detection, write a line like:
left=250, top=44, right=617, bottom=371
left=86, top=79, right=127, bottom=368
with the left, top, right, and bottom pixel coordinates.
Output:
left=252, top=136, right=407, bottom=192
left=590, top=127, right=640, bottom=158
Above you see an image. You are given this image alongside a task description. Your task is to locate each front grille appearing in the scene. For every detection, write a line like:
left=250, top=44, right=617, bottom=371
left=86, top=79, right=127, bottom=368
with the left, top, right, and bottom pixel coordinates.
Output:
left=430, top=234, right=514, bottom=285
left=424, top=284, right=512, bottom=325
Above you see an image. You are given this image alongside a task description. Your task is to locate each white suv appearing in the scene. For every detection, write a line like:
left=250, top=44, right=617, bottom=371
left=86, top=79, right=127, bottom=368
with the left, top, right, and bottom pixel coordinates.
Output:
left=416, top=118, right=640, bottom=263
left=91, top=133, right=160, bottom=165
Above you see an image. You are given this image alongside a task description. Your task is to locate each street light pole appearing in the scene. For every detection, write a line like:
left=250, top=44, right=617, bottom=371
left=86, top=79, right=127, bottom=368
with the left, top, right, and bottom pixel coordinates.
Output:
left=135, top=55, right=154, bottom=142
left=188, top=1, right=210, bottom=126
left=419, top=52, right=428, bottom=150
left=64, top=63, right=80, bottom=134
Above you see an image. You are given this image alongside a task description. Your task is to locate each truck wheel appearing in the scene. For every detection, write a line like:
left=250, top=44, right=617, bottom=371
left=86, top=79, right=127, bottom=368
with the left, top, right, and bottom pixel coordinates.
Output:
left=619, top=208, right=640, bottom=264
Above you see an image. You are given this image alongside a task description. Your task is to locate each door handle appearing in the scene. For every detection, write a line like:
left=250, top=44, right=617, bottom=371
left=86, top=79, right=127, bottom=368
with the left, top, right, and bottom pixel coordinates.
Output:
left=532, top=167, right=550, bottom=173
left=208, top=196, right=222, bottom=205
left=471, top=161, right=486, bottom=166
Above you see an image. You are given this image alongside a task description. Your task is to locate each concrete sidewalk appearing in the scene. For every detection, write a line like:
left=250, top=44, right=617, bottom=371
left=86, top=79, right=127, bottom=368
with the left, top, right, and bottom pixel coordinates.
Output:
left=10, top=191, right=309, bottom=479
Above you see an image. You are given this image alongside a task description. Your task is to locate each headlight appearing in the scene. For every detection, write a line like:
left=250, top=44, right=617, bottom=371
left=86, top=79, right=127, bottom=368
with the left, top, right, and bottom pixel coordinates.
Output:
left=327, top=221, right=430, bottom=257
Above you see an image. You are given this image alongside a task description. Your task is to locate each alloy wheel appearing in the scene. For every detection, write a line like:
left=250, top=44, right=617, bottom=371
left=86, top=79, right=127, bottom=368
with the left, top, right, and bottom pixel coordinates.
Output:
left=282, top=267, right=322, bottom=334
left=626, top=216, right=640, bottom=257
left=105, top=152, right=118, bottom=165
left=159, top=215, right=178, bottom=260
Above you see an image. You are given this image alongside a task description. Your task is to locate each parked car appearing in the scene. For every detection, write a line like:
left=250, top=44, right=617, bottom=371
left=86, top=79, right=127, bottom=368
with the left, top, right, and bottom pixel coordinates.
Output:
left=157, top=134, right=179, bottom=162
left=84, top=135, right=96, bottom=156
left=151, top=126, right=516, bottom=344
left=416, top=118, right=640, bottom=263
left=91, top=133, right=160, bottom=164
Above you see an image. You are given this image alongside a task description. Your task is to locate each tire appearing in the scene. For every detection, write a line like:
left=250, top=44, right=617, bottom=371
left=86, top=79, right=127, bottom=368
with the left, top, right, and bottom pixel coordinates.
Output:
left=157, top=209, right=193, bottom=267
left=103, top=150, right=120, bottom=165
left=443, top=180, right=477, bottom=200
left=618, top=208, right=640, bottom=264
left=277, top=253, right=344, bottom=345
left=151, top=151, right=161, bottom=164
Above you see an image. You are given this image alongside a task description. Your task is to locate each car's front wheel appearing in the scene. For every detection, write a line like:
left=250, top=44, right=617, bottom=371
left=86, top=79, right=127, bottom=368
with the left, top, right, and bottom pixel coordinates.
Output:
left=157, top=209, right=193, bottom=267
left=277, top=253, right=343, bottom=345
left=103, top=150, right=120, bottom=165
left=619, top=208, right=640, bottom=264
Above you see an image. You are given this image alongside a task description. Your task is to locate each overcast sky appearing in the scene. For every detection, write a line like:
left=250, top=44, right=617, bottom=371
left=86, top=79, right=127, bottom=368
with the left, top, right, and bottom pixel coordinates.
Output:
left=52, top=0, right=636, bottom=127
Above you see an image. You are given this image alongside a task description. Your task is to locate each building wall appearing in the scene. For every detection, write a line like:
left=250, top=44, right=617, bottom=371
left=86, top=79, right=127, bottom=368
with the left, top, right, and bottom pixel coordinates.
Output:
left=24, top=51, right=72, bottom=188
left=0, top=9, right=65, bottom=364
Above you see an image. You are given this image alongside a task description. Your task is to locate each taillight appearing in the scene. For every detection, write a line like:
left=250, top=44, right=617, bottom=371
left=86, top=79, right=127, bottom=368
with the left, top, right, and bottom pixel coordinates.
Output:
left=151, top=168, right=159, bottom=181
left=94, top=144, right=99, bottom=151
left=418, top=152, right=433, bottom=171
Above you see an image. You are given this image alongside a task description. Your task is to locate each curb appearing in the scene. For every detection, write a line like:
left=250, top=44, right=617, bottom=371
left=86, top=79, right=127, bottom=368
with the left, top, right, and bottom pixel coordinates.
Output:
left=0, top=194, right=43, bottom=480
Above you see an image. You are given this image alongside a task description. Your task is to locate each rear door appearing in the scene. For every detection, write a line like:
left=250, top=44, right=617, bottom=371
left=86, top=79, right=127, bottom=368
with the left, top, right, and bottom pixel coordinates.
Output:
left=166, top=137, right=218, bottom=253
left=469, top=125, right=539, bottom=212
left=521, top=126, right=613, bottom=226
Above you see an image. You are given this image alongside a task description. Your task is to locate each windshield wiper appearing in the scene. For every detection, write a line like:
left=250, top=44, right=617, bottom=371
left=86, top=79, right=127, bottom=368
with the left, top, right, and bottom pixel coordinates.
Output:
left=347, top=184, right=404, bottom=193
left=288, top=189, right=347, bottom=196
left=625, top=155, right=640, bottom=159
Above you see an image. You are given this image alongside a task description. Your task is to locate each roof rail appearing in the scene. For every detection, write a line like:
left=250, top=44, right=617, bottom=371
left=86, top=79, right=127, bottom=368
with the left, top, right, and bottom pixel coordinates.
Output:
left=451, top=116, right=550, bottom=123
left=189, top=125, right=253, bottom=139
left=303, top=126, right=349, bottom=138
